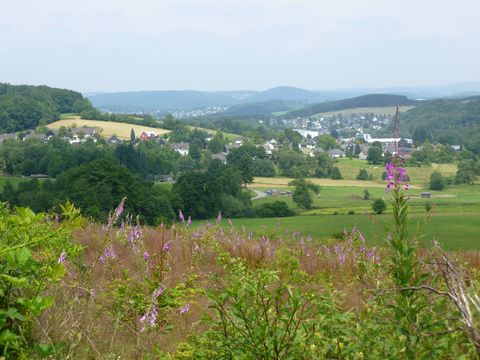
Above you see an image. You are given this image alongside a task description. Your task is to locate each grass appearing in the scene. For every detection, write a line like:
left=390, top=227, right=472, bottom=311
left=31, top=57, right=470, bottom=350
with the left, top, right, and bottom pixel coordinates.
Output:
left=192, top=211, right=480, bottom=251
left=311, top=105, right=416, bottom=118
left=0, top=176, right=31, bottom=190
left=253, top=159, right=457, bottom=188
left=47, top=116, right=171, bottom=140
left=188, top=126, right=240, bottom=141
left=335, top=158, right=457, bottom=187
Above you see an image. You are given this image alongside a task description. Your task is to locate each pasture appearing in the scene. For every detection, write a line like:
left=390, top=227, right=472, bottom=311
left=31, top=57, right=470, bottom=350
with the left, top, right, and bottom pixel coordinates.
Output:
left=311, top=105, right=416, bottom=118
left=47, top=116, right=171, bottom=140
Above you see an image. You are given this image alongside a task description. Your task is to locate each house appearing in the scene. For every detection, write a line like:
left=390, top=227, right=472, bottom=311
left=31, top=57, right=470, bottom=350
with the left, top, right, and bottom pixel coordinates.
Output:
left=0, top=133, right=17, bottom=143
left=107, top=135, right=121, bottom=145
left=359, top=151, right=368, bottom=160
left=156, top=174, right=174, bottom=183
left=172, top=142, right=190, bottom=156
left=328, top=149, right=345, bottom=159
left=138, top=131, right=157, bottom=141
left=310, top=147, right=325, bottom=157
left=225, top=143, right=241, bottom=153
left=451, top=145, right=461, bottom=151
left=211, top=153, right=227, bottom=164
left=299, top=138, right=316, bottom=150
left=23, top=132, right=47, bottom=142
left=293, top=129, right=319, bottom=138
left=72, top=127, right=97, bottom=138
left=205, top=134, right=214, bottom=142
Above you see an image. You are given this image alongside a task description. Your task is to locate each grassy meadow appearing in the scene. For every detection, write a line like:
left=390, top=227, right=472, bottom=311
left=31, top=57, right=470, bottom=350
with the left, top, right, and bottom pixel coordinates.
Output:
left=223, top=160, right=477, bottom=250
left=47, top=116, right=171, bottom=140
left=311, top=105, right=416, bottom=118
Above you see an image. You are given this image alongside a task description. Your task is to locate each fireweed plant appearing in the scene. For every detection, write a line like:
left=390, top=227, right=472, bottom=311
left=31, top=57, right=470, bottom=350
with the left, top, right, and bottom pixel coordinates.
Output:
left=385, top=160, right=434, bottom=358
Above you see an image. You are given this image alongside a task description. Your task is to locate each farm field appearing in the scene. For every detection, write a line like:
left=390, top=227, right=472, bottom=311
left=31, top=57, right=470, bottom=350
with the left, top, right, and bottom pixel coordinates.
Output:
left=47, top=116, right=170, bottom=140
left=193, top=211, right=480, bottom=250
left=188, top=126, right=240, bottom=141
left=311, top=105, right=416, bottom=118
left=254, top=159, right=458, bottom=188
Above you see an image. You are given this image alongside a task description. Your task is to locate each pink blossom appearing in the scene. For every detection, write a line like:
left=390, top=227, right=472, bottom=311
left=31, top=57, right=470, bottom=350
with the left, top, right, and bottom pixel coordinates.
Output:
left=162, top=242, right=171, bottom=252
left=217, top=211, right=222, bottom=223
left=57, top=250, right=67, bottom=264
left=179, top=210, right=185, bottom=222
left=180, top=303, right=190, bottom=315
left=143, top=251, right=149, bottom=261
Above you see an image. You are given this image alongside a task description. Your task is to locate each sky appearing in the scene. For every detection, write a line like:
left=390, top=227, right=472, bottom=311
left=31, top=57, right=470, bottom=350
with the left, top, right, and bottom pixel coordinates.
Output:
left=1, top=0, right=480, bottom=92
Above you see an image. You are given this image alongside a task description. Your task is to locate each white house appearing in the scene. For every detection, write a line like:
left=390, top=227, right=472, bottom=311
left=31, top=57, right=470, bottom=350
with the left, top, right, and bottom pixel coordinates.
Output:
left=172, top=142, right=190, bottom=156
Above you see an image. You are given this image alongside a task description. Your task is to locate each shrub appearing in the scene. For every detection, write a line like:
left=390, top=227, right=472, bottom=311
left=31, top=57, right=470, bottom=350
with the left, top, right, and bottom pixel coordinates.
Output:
left=330, top=166, right=343, bottom=180
left=356, top=169, right=369, bottom=180
left=429, top=171, right=445, bottom=191
left=372, top=198, right=386, bottom=214
left=425, top=202, right=432, bottom=212
left=255, top=201, right=294, bottom=218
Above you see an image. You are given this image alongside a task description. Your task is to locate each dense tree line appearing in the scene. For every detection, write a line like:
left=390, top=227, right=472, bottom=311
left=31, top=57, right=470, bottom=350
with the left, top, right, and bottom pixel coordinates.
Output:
left=397, top=97, right=480, bottom=147
left=0, top=83, right=92, bottom=133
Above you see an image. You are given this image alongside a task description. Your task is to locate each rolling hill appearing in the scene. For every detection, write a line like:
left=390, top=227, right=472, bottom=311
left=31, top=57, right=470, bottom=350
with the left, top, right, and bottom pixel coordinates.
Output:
left=283, top=94, right=417, bottom=118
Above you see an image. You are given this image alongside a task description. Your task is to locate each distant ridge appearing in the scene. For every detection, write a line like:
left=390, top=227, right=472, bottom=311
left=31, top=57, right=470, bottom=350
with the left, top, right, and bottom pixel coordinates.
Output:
left=283, top=94, right=416, bottom=118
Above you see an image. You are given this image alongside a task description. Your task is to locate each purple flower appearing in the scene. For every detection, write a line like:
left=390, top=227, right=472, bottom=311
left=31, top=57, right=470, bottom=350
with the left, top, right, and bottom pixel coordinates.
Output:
left=99, top=246, right=115, bottom=263
left=162, top=242, right=171, bottom=252
left=385, top=163, right=409, bottom=192
left=179, top=210, right=185, bottom=222
left=113, top=198, right=125, bottom=224
left=194, top=243, right=200, bottom=252
left=217, top=211, right=222, bottom=223
left=143, top=251, right=149, bottom=261
left=180, top=303, right=190, bottom=315
left=153, top=286, right=164, bottom=298
left=58, top=250, right=67, bottom=264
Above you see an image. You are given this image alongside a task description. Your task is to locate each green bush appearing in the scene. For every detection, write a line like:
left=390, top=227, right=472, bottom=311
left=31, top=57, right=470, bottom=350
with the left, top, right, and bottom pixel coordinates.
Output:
left=429, top=171, right=445, bottom=191
left=330, top=166, right=343, bottom=179
left=356, top=169, right=369, bottom=180
left=372, top=198, right=387, bottom=214
left=254, top=201, right=294, bottom=218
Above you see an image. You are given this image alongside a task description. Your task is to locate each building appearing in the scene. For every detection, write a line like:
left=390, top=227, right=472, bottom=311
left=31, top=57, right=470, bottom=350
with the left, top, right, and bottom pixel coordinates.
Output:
left=211, top=153, right=227, bottom=164
left=107, top=135, right=121, bottom=144
left=293, top=129, right=319, bottom=138
left=328, top=149, right=345, bottom=159
left=138, top=131, right=157, bottom=141
left=172, top=142, right=190, bottom=156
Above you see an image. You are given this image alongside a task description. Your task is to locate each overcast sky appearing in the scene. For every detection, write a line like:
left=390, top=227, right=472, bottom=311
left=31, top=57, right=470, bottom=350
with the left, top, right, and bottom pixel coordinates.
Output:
left=1, top=0, right=480, bottom=92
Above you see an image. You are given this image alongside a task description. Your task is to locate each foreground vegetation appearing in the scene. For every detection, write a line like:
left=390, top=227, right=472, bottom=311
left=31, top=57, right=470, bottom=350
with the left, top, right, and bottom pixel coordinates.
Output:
left=2, top=163, right=480, bottom=359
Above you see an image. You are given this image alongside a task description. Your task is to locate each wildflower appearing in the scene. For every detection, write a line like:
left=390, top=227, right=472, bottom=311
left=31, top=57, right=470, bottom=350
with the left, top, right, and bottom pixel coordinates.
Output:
left=99, top=246, right=115, bottom=263
left=217, top=211, right=222, bottom=223
left=385, top=163, right=409, bottom=192
left=153, top=286, right=164, bottom=298
left=432, top=239, right=440, bottom=250
left=113, top=197, right=126, bottom=224
left=143, top=251, right=149, bottom=261
left=180, top=303, right=190, bottom=315
left=194, top=243, right=200, bottom=252
left=179, top=210, right=185, bottom=222
left=162, top=242, right=171, bottom=252
left=228, top=218, right=233, bottom=227
left=150, top=304, right=158, bottom=327
left=58, top=250, right=67, bottom=264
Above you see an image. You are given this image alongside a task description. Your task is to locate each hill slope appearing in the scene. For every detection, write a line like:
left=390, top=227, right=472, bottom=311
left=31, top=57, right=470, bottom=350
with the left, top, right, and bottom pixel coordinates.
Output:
left=0, top=83, right=92, bottom=133
left=398, top=96, right=480, bottom=146
left=284, top=94, right=416, bottom=118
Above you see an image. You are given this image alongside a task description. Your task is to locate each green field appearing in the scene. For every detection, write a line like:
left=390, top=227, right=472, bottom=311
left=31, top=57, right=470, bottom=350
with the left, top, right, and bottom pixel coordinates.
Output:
left=194, top=211, right=479, bottom=251
left=311, top=105, right=416, bottom=118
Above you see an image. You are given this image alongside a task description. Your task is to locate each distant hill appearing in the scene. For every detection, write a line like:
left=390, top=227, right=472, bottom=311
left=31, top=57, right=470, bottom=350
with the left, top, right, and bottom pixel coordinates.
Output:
left=284, top=94, right=416, bottom=118
left=0, top=83, right=92, bottom=133
left=88, top=90, right=237, bottom=113
left=398, top=96, right=480, bottom=146
left=222, top=100, right=301, bottom=116
left=87, top=86, right=361, bottom=115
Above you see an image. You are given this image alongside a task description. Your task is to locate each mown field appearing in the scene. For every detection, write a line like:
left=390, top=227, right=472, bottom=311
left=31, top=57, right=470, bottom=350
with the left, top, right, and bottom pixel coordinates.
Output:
left=202, top=212, right=480, bottom=251
left=311, top=105, right=416, bottom=118
left=47, top=116, right=171, bottom=140
left=231, top=160, right=477, bottom=250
